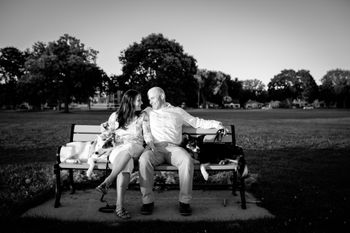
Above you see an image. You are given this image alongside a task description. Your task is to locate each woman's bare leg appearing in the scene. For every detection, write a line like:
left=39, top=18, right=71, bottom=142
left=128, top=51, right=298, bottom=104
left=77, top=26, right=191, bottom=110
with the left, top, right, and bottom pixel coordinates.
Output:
left=116, top=172, right=130, bottom=209
left=100, top=150, right=131, bottom=187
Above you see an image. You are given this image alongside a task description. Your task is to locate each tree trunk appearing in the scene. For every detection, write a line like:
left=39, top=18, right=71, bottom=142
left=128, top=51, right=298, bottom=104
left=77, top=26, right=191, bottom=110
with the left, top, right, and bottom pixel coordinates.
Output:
left=63, top=103, right=69, bottom=113
left=63, top=98, right=70, bottom=113
left=87, top=99, right=91, bottom=110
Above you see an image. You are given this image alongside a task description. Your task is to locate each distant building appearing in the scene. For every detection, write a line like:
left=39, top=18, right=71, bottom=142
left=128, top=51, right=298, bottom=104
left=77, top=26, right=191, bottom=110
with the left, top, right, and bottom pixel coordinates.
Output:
left=205, top=101, right=220, bottom=109
left=90, top=90, right=122, bottom=110
left=224, top=102, right=241, bottom=109
left=245, top=100, right=263, bottom=109
left=269, top=100, right=281, bottom=108
left=312, top=99, right=326, bottom=108
left=292, top=99, right=307, bottom=108
left=223, top=97, right=240, bottom=109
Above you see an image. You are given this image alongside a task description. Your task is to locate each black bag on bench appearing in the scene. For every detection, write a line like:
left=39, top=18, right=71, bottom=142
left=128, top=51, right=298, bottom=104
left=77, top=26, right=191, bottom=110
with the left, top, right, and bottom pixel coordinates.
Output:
left=198, top=129, right=244, bottom=164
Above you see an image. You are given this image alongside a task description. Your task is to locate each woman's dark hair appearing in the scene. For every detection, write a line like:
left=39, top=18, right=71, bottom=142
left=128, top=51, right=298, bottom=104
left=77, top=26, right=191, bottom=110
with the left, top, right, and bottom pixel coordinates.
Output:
left=116, top=89, right=141, bottom=129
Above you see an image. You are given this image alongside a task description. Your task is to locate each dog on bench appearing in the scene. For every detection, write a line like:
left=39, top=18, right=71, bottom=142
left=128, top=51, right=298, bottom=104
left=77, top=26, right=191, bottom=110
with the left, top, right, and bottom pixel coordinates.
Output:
left=181, top=134, right=248, bottom=181
left=59, top=133, right=116, bottom=178
left=181, top=134, right=213, bottom=180
left=86, top=121, right=120, bottom=178
left=86, top=133, right=116, bottom=178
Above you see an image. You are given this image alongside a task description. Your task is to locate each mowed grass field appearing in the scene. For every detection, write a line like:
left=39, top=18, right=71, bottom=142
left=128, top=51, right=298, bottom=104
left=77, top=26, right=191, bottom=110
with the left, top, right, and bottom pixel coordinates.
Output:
left=0, top=108, right=350, bottom=232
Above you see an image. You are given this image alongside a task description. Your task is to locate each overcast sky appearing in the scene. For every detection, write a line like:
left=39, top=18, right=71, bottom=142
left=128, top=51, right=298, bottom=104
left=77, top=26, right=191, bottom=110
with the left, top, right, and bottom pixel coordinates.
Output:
left=1, top=0, right=349, bottom=86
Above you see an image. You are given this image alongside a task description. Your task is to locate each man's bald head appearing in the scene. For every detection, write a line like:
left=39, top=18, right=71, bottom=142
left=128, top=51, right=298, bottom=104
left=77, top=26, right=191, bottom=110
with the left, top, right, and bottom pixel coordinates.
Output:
left=148, top=87, right=166, bottom=110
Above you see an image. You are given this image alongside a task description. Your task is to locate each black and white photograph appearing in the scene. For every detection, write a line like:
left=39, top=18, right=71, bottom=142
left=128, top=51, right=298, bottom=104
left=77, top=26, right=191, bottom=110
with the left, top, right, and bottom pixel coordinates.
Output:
left=0, top=0, right=349, bottom=232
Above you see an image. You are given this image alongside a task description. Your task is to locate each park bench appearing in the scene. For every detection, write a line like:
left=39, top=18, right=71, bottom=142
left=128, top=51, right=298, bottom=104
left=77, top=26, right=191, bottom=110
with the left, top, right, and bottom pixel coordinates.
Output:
left=54, top=124, right=247, bottom=209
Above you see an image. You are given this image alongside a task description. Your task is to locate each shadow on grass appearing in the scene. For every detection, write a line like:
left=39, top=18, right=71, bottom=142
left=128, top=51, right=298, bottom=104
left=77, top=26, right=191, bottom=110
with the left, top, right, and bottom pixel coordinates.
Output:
left=0, top=147, right=56, bottom=164
left=1, top=147, right=349, bottom=232
left=245, top=147, right=350, bottom=231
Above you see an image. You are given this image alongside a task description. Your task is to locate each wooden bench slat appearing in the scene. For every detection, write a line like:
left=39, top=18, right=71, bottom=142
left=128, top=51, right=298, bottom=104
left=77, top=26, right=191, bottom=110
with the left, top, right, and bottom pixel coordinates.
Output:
left=72, top=125, right=231, bottom=134
left=59, top=163, right=106, bottom=170
left=155, top=164, right=237, bottom=171
left=72, top=134, right=233, bottom=143
left=72, top=134, right=99, bottom=142
left=73, top=125, right=231, bottom=135
left=203, top=135, right=233, bottom=142
left=73, top=125, right=101, bottom=133
left=70, top=125, right=233, bottom=142
left=59, top=162, right=237, bottom=171
left=182, top=126, right=231, bottom=134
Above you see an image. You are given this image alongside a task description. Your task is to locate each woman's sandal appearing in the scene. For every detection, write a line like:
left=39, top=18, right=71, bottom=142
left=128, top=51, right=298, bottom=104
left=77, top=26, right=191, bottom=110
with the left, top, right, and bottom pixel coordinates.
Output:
left=115, top=207, right=131, bottom=219
left=96, top=184, right=108, bottom=195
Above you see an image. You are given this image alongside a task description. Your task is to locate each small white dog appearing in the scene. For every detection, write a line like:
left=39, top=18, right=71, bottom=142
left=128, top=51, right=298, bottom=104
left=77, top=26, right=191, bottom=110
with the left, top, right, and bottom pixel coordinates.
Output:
left=86, top=134, right=116, bottom=178
left=59, top=133, right=116, bottom=178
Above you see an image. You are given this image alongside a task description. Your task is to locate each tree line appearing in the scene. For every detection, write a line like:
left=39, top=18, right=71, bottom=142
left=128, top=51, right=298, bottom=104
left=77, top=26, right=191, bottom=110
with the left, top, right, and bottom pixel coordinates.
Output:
left=1, top=33, right=349, bottom=112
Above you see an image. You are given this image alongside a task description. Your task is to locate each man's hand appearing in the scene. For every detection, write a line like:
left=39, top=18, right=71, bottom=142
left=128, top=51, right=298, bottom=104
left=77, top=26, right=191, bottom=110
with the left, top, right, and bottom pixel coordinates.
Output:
left=218, top=123, right=229, bottom=136
left=146, top=142, right=163, bottom=157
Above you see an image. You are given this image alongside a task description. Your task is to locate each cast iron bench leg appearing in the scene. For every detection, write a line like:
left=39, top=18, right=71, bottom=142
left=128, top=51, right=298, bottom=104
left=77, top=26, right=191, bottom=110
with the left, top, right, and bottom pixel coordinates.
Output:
left=54, top=164, right=61, bottom=208
left=69, top=169, right=75, bottom=194
left=240, top=177, right=247, bottom=209
left=231, top=169, right=237, bottom=196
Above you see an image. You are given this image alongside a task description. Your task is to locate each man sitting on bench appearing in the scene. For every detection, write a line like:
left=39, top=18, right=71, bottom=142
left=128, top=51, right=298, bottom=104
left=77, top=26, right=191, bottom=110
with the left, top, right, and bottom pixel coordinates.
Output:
left=139, top=87, right=227, bottom=216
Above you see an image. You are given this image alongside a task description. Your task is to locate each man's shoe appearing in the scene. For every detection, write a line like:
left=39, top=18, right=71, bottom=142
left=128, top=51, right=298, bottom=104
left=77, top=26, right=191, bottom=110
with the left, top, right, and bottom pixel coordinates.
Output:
left=140, top=202, right=154, bottom=215
left=179, top=202, right=192, bottom=216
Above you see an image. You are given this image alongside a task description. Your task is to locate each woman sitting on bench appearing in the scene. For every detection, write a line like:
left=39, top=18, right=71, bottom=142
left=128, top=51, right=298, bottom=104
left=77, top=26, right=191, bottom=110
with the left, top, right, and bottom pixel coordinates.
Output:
left=96, top=89, right=154, bottom=219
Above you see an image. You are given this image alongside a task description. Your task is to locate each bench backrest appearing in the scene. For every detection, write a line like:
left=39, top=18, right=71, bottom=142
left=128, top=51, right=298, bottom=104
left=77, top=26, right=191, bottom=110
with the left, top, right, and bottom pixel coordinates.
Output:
left=70, top=124, right=236, bottom=144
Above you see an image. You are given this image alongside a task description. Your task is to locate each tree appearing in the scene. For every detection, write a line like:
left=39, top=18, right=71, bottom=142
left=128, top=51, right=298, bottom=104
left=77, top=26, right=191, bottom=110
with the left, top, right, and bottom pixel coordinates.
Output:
left=195, top=69, right=232, bottom=107
left=295, top=70, right=319, bottom=103
left=20, top=41, right=56, bottom=109
left=268, top=69, right=298, bottom=103
left=105, top=74, right=120, bottom=94
left=194, top=70, right=205, bottom=107
left=241, top=79, right=267, bottom=103
left=196, top=70, right=246, bottom=107
left=227, top=77, right=243, bottom=104
left=22, top=34, right=105, bottom=112
left=242, top=79, right=265, bottom=92
left=118, top=33, right=198, bottom=106
left=0, top=47, right=26, bottom=83
left=320, top=69, right=350, bottom=108
left=0, top=47, right=27, bottom=108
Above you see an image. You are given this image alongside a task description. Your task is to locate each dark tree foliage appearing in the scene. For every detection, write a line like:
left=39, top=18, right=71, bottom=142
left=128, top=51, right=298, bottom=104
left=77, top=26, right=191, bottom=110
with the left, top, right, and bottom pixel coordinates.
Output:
left=268, top=69, right=298, bottom=101
left=320, top=69, right=350, bottom=108
left=22, top=34, right=106, bottom=112
left=196, top=69, right=237, bottom=107
left=118, top=33, right=198, bottom=107
left=0, top=47, right=27, bottom=108
left=296, top=70, right=319, bottom=103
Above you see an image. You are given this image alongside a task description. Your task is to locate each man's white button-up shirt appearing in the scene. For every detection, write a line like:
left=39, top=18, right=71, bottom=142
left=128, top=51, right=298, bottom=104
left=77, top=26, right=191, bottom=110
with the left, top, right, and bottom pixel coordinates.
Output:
left=144, top=103, right=223, bottom=145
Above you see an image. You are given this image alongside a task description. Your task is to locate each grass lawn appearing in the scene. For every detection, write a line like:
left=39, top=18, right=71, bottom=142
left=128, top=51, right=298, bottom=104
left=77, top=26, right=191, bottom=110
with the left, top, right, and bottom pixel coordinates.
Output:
left=0, top=108, right=350, bottom=232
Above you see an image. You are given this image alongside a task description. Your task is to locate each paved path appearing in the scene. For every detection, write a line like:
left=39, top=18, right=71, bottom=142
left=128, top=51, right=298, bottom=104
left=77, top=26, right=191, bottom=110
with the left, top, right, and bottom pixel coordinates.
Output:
left=22, top=189, right=274, bottom=222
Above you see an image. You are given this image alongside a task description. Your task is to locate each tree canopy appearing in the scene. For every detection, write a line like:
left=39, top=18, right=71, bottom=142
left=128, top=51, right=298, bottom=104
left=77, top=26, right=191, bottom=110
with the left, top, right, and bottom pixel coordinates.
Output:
left=320, top=69, right=350, bottom=108
left=268, top=69, right=298, bottom=102
left=118, top=33, right=198, bottom=106
left=0, top=47, right=27, bottom=107
left=195, top=69, right=233, bottom=107
left=296, top=70, right=318, bottom=103
left=0, top=47, right=26, bottom=83
left=22, top=34, right=106, bottom=112
left=1, top=34, right=349, bottom=110
left=241, top=79, right=268, bottom=104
